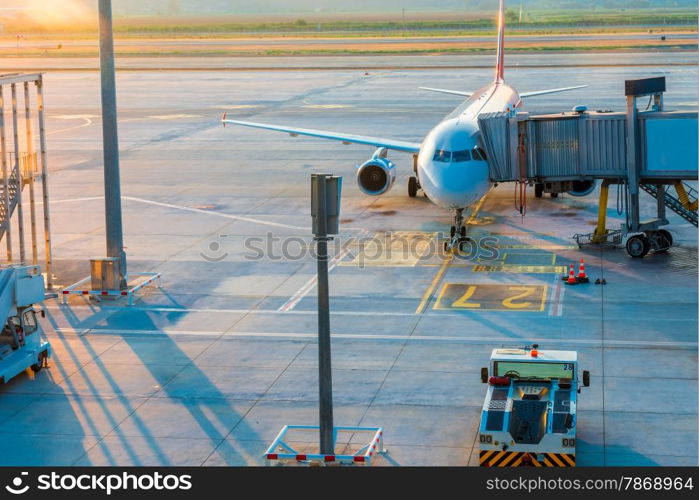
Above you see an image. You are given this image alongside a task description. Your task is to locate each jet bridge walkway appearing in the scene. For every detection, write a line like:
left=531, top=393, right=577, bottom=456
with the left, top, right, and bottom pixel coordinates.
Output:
left=478, top=77, right=698, bottom=257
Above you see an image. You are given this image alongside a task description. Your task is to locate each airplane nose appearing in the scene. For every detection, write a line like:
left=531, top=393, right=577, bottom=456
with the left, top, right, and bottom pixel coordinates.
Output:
left=419, top=160, right=490, bottom=209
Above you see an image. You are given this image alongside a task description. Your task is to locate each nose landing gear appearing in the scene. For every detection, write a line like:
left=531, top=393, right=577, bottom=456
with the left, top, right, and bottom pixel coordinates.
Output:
left=444, top=208, right=471, bottom=252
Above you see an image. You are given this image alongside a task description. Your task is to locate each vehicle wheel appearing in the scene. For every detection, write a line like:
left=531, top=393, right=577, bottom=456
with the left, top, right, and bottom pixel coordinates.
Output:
left=408, top=176, right=418, bottom=198
left=534, top=183, right=543, bottom=198
left=626, top=234, right=650, bottom=258
left=550, top=192, right=558, bottom=198
left=30, top=351, right=47, bottom=373
left=658, top=229, right=673, bottom=247
left=460, top=226, right=466, bottom=238
left=648, top=230, right=671, bottom=253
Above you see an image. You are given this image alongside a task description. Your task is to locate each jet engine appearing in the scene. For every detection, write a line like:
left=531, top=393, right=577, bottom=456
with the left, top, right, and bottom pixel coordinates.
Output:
left=567, top=180, right=596, bottom=197
left=356, top=147, right=396, bottom=196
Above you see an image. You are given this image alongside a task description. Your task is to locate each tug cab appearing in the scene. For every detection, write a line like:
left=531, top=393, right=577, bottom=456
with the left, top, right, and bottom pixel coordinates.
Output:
left=0, top=266, right=51, bottom=384
left=478, top=345, right=590, bottom=467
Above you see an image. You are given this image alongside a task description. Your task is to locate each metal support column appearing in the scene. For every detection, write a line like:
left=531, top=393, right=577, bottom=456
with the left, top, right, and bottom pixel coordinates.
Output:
left=0, top=84, right=11, bottom=261
left=98, top=0, right=127, bottom=288
left=10, top=84, right=25, bottom=263
left=36, top=75, right=53, bottom=288
left=312, top=174, right=334, bottom=456
left=656, top=184, right=666, bottom=222
left=592, top=180, right=612, bottom=243
left=23, top=82, right=38, bottom=265
left=625, top=95, right=640, bottom=233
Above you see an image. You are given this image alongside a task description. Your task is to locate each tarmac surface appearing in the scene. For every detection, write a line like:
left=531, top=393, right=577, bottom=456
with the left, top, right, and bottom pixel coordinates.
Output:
left=0, top=52, right=697, bottom=466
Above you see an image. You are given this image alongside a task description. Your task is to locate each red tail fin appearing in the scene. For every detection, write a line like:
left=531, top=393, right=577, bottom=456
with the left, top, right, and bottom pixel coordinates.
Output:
left=495, top=0, right=506, bottom=83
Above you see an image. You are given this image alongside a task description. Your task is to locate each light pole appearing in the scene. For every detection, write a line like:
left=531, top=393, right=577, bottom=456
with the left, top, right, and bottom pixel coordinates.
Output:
left=98, top=0, right=127, bottom=288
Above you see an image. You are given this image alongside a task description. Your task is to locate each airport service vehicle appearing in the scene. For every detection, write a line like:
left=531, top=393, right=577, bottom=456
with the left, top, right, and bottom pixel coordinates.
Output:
left=478, top=345, right=590, bottom=467
left=222, top=0, right=588, bottom=251
left=0, top=265, right=50, bottom=384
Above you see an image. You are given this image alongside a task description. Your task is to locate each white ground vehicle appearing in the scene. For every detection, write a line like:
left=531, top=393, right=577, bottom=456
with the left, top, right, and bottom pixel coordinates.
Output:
left=0, top=265, right=50, bottom=384
left=478, top=345, right=589, bottom=467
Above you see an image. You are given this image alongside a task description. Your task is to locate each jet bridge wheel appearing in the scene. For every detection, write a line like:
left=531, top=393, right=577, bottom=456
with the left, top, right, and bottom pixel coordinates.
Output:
left=408, top=176, right=419, bottom=198
left=534, top=183, right=544, bottom=198
left=652, top=229, right=673, bottom=253
left=626, top=234, right=651, bottom=258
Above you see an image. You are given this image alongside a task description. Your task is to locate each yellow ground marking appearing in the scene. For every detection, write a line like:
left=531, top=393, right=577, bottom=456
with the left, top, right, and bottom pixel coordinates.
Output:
left=451, top=285, right=480, bottom=308
left=494, top=244, right=578, bottom=250
left=340, top=231, right=437, bottom=267
left=414, top=195, right=488, bottom=313
left=466, top=196, right=488, bottom=225
left=481, top=252, right=556, bottom=266
left=434, top=284, right=548, bottom=312
left=415, top=253, right=453, bottom=314
left=472, top=265, right=568, bottom=274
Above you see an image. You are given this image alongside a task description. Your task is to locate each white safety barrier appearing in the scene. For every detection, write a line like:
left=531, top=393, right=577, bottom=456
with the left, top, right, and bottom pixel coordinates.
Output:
left=61, top=272, right=161, bottom=306
left=264, top=425, right=385, bottom=466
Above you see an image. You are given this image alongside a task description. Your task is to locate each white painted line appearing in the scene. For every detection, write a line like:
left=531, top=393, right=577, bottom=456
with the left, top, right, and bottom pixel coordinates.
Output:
left=277, top=229, right=368, bottom=312
left=55, top=327, right=697, bottom=349
left=50, top=196, right=104, bottom=205
left=122, top=196, right=309, bottom=231
left=277, top=243, right=354, bottom=312
left=147, top=114, right=201, bottom=120
left=548, top=276, right=564, bottom=317
left=48, top=115, right=95, bottom=135
left=44, top=303, right=696, bottom=321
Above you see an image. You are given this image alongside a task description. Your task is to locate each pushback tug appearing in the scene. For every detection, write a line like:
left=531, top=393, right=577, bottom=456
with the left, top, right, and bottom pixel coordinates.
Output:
left=478, top=345, right=590, bottom=467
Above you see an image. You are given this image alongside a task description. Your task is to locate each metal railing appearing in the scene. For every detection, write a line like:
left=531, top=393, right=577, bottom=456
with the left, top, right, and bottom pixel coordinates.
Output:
left=641, top=182, right=698, bottom=227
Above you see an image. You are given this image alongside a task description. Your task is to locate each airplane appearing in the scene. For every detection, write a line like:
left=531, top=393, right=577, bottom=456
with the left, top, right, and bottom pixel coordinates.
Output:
left=222, top=0, right=589, bottom=251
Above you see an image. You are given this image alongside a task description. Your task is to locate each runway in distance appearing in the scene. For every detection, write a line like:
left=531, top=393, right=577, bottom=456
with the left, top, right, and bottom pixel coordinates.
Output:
left=222, top=0, right=588, bottom=250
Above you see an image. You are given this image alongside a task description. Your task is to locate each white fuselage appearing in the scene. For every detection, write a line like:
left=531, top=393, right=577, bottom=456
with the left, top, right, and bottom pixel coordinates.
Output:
left=417, top=81, right=522, bottom=209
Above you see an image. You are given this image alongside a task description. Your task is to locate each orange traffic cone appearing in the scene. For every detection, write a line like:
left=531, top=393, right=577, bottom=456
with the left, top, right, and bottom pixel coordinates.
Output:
left=577, top=258, right=589, bottom=283
left=565, top=264, right=577, bottom=285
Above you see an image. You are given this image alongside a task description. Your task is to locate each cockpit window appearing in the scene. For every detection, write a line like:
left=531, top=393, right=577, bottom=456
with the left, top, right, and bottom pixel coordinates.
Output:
left=453, top=150, right=472, bottom=162
left=433, top=150, right=451, bottom=162
left=471, top=148, right=482, bottom=161
left=475, top=146, right=487, bottom=161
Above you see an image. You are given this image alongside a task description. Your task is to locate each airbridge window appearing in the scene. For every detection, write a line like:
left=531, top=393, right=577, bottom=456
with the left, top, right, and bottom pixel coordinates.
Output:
left=433, top=150, right=451, bottom=162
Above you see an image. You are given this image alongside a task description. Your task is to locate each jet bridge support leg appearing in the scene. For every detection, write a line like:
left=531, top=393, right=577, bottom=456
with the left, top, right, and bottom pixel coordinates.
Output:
left=592, top=180, right=612, bottom=244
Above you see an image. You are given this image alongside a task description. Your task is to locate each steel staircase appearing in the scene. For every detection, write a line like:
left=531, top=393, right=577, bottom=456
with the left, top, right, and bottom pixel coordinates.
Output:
left=0, top=164, right=22, bottom=241
left=640, top=182, right=698, bottom=227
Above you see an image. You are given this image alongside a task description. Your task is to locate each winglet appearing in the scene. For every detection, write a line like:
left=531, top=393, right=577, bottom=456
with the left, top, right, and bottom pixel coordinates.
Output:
left=221, top=112, right=227, bottom=127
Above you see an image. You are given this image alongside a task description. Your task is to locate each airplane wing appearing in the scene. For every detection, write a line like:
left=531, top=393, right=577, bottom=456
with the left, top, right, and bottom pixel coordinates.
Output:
left=519, top=85, right=588, bottom=98
left=419, top=87, right=473, bottom=97
left=221, top=116, right=421, bottom=154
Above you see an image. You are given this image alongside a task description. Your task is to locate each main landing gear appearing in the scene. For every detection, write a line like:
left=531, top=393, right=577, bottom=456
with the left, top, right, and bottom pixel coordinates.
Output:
left=408, top=176, right=419, bottom=198
left=625, top=229, right=673, bottom=258
left=444, top=208, right=470, bottom=252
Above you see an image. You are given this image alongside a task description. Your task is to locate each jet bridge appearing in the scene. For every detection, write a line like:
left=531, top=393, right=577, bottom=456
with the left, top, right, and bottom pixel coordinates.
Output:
left=478, top=77, right=698, bottom=258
